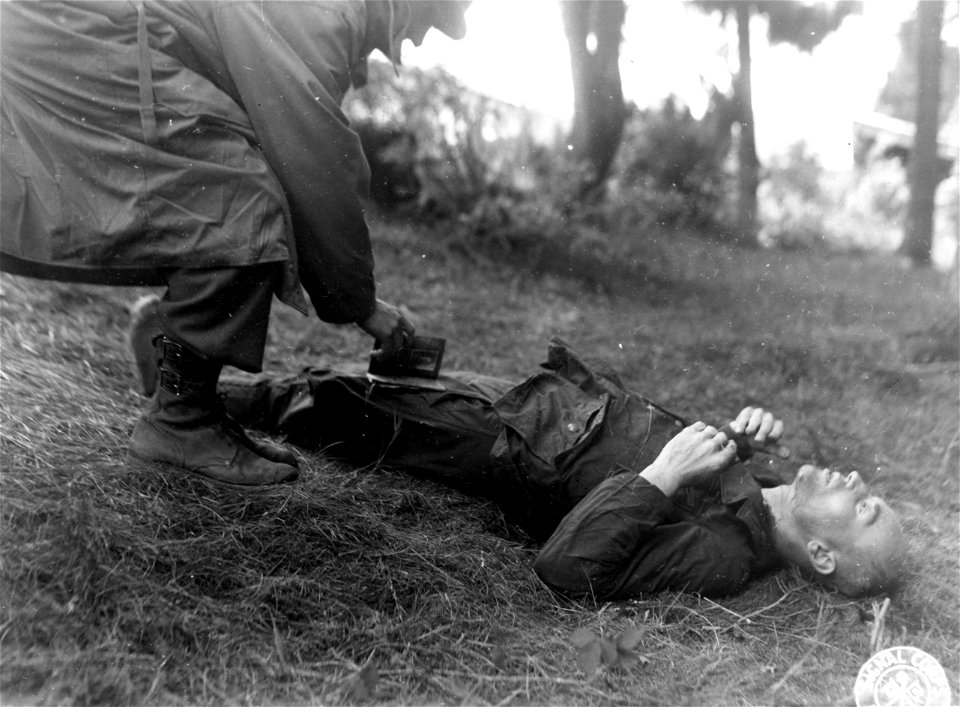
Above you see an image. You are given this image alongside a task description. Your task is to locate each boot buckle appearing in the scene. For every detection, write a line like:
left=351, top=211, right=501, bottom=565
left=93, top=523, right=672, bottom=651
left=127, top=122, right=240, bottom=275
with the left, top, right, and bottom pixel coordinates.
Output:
left=159, top=369, right=185, bottom=396
left=160, top=338, right=186, bottom=367
left=158, top=369, right=207, bottom=397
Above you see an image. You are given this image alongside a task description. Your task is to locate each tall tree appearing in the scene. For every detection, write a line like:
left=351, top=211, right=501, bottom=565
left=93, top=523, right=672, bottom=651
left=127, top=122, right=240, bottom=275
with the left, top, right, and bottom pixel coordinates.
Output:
left=694, top=1, right=861, bottom=244
left=733, top=2, right=759, bottom=245
left=561, top=0, right=627, bottom=200
left=876, top=6, right=958, bottom=126
left=901, top=0, right=946, bottom=266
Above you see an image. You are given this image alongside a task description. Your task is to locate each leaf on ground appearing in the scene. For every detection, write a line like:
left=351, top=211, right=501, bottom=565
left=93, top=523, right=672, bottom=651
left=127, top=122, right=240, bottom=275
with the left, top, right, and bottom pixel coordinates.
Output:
left=616, top=649, right=651, bottom=671
left=571, top=625, right=651, bottom=676
left=491, top=644, right=508, bottom=670
left=570, top=627, right=597, bottom=647
left=347, top=662, right=379, bottom=702
left=617, top=625, right=643, bottom=651
left=599, top=637, right=619, bottom=665
left=576, top=639, right=603, bottom=676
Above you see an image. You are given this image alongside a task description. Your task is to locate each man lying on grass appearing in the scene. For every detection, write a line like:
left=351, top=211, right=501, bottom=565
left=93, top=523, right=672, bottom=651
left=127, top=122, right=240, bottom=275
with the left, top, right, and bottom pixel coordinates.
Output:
left=205, top=339, right=905, bottom=601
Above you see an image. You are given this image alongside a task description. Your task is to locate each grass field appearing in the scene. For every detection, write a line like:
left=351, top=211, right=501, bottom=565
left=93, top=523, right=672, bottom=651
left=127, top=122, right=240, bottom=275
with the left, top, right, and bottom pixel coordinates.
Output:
left=1, top=215, right=958, bottom=706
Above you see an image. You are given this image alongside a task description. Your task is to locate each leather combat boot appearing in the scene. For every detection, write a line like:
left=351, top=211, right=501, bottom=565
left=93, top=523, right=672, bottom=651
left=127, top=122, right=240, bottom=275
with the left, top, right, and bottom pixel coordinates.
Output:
left=126, top=301, right=299, bottom=468
left=126, top=337, right=299, bottom=485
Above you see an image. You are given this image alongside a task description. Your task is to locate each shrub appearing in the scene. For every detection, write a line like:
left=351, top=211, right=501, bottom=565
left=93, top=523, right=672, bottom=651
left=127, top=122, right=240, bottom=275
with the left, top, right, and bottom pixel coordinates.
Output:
left=758, top=142, right=832, bottom=251
left=759, top=140, right=959, bottom=267
left=613, top=94, right=736, bottom=230
left=353, top=120, right=421, bottom=206
left=344, top=61, right=676, bottom=291
left=345, top=61, right=557, bottom=220
left=826, top=157, right=907, bottom=254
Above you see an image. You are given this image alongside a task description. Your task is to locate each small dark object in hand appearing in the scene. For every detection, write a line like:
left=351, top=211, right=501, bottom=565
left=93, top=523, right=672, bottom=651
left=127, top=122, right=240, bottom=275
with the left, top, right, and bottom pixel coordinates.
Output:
left=369, top=336, right=445, bottom=379
left=718, top=423, right=791, bottom=461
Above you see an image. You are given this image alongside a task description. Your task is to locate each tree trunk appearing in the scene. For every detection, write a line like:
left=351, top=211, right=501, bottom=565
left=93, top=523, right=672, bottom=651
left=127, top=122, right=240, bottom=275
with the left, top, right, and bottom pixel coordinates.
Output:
left=901, top=0, right=945, bottom=266
left=734, top=2, right=760, bottom=245
left=561, top=0, right=627, bottom=200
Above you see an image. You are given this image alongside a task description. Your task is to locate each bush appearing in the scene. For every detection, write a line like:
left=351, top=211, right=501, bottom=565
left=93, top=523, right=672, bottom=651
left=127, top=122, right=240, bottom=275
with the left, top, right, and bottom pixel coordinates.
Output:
left=353, top=120, right=421, bottom=206
left=345, top=61, right=654, bottom=289
left=758, top=140, right=960, bottom=268
left=826, top=158, right=907, bottom=254
left=613, top=94, right=736, bottom=230
left=345, top=61, right=557, bottom=220
left=345, top=62, right=697, bottom=292
left=758, top=142, right=832, bottom=251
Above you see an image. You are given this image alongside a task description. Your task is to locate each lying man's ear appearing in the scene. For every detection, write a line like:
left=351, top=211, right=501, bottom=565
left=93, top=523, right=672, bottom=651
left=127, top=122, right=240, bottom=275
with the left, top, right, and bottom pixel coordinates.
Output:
left=805, top=540, right=837, bottom=576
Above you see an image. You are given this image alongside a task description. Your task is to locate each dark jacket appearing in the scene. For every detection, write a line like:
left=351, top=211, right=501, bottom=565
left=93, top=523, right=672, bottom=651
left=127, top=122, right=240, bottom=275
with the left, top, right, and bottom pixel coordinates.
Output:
left=221, top=340, right=785, bottom=599
left=494, top=343, right=782, bottom=598
left=533, top=466, right=781, bottom=599
left=1, top=1, right=399, bottom=322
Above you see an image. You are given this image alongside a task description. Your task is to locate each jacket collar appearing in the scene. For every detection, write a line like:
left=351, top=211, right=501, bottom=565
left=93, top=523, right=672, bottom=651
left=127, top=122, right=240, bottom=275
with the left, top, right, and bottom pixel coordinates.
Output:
left=363, top=0, right=406, bottom=65
left=721, top=466, right=782, bottom=568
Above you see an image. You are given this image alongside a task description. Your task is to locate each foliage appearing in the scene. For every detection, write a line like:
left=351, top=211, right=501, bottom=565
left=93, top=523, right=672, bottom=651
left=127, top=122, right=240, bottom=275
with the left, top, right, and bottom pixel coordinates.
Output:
left=758, top=142, right=832, bottom=251
left=571, top=625, right=649, bottom=678
left=877, top=8, right=960, bottom=126
left=694, top=1, right=862, bottom=53
left=760, top=141, right=905, bottom=253
left=352, top=119, right=421, bottom=206
left=759, top=140, right=958, bottom=264
left=614, top=95, right=736, bottom=230
left=351, top=53, right=952, bottom=270
left=345, top=61, right=555, bottom=220
left=691, top=1, right=863, bottom=246
left=761, top=0, right=863, bottom=51
left=830, top=158, right=909, bottom=253
left=346, top=61, right=665, bottom=293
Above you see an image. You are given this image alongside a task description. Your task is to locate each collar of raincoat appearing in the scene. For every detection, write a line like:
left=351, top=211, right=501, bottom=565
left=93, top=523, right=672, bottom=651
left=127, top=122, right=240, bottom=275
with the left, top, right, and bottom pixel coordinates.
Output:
left=362, top=0, right=408, bottom=70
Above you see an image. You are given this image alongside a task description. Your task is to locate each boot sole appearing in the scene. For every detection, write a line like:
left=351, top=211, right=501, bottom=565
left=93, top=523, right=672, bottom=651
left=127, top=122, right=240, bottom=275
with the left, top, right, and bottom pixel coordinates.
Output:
left=125, top=449, right=298, bottom=487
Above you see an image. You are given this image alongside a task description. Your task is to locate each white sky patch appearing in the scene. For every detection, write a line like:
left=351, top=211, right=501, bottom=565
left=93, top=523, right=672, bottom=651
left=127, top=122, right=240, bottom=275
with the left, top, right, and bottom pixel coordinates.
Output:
left=403, top=0, right=572, bottom=121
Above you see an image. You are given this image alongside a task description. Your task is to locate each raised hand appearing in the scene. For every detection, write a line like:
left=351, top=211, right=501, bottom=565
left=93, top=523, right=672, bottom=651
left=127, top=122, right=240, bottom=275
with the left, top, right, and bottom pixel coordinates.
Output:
left=640, top=422, right=738, bottom=497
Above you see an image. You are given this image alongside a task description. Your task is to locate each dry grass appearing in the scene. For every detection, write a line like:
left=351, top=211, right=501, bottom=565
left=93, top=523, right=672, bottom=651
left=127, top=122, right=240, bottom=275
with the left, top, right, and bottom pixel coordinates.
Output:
left=1, top=215, right=957, bottom=706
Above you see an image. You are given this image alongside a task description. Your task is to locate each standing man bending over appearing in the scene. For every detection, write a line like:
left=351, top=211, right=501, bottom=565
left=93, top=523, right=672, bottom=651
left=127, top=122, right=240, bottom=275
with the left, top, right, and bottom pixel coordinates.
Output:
left=1, top=1, right=470, bottom=485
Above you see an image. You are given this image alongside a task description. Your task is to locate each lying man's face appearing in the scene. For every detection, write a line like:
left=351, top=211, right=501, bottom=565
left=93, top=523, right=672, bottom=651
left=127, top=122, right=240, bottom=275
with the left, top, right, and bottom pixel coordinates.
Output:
left=789, top=465, right=905, bottom=595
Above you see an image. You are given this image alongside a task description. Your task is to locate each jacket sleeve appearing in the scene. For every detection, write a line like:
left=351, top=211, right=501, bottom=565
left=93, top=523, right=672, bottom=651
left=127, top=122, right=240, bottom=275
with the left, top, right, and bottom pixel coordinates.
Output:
left=534, top=472, right=754, bottom=599
left=534, top=473, right=672, bottom=596
left=209, top=3, right=376, bottom=324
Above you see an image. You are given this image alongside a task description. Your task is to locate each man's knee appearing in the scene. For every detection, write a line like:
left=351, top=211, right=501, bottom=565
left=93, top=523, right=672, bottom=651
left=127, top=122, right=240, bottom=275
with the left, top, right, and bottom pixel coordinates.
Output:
left=158, top=263, right=282, bottom=371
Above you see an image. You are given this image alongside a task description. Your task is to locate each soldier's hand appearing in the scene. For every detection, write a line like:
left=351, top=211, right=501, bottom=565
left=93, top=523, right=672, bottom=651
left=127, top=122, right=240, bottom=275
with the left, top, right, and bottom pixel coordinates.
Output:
left=360, top=299, right=416, bottom=359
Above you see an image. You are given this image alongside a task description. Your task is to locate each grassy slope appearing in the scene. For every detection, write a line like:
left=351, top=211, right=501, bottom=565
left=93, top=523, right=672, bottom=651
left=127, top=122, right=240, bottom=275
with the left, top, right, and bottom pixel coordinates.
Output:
left=1, top=216, right=957, bottom=706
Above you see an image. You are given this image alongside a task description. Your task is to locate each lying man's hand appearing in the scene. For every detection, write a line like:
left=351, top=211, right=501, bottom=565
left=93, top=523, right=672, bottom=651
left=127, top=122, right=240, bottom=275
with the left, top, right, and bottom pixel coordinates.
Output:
left=721, top=407, right=786, bottom=459
left=729, top=406, right=783, bottom=446
left=640, top=422, right=738, bottom=497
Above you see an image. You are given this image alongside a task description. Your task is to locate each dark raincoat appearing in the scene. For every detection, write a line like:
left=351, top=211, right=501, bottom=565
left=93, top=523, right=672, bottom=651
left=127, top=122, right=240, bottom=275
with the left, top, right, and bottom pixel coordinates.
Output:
left=1, top=0, right=400, bottom=323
